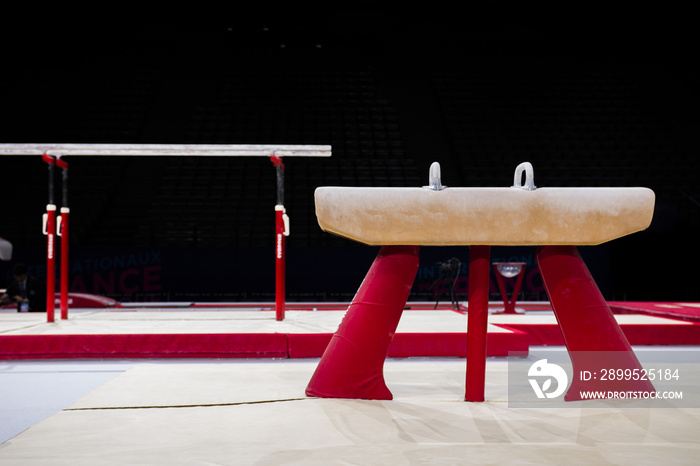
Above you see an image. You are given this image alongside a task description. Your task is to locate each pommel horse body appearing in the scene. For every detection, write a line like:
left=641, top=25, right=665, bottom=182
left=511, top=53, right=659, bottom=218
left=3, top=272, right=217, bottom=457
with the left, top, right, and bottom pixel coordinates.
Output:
left=305, top=162, right=656, bottom=401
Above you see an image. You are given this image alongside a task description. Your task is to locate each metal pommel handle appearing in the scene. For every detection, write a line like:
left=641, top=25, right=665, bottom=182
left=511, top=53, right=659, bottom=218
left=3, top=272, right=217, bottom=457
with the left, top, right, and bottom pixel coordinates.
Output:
left=424, top=161, right=446, bottom=191
left=513, top=162, right=536, bottom=191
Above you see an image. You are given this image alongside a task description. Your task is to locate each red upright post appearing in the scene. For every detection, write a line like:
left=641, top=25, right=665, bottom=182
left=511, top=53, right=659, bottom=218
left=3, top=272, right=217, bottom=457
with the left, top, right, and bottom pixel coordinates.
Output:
left=42, top=154, right=57, bottom=322
left=56, top=156, right=69, bottom=320
left=59, top=207, right=70, bottom=319
left=44, top=204, right=56, bottom=322
left=275, top=205, right=288, bottom=321
left=271, top=154, right=287, bottom=321
left=465, top=245, right=491, bottom=402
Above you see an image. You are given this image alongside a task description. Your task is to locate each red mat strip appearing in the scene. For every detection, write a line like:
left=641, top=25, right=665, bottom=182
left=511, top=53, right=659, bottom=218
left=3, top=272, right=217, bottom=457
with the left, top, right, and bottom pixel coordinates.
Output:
left=495, top=321, right=700, bottom=346
left=0, top=330, right=530, bottom=360
left=0, top=334, right=288, bottom=360
left=610, top=302, right=700, bottom=322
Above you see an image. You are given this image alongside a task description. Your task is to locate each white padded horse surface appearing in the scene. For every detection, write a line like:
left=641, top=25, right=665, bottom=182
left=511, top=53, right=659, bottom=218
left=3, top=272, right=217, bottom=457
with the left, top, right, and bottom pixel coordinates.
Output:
left=315, top=186, right=655, bottom=246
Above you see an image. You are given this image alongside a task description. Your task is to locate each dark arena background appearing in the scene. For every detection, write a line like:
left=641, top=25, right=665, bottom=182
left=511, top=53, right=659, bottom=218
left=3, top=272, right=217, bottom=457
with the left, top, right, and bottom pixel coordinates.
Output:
left=1, top=12, right=697, bottom=305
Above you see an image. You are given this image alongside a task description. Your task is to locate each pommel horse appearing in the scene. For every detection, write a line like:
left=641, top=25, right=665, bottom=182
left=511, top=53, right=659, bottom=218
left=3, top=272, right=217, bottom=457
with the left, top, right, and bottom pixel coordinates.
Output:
left=305, top=162, right=656, bottom=402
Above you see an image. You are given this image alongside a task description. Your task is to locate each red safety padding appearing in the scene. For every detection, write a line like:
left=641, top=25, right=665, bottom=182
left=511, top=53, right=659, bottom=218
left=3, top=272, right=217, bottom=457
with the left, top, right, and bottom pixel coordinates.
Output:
left=305, top=245, right=419, bottom=400
left=537, top=246, right=655, bottom=400
left=0, top=334, right=289, bottom=359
